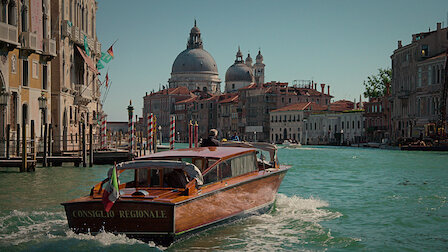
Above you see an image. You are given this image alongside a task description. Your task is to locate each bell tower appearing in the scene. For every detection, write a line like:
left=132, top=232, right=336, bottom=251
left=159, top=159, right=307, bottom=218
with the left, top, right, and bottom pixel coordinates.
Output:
left=253, top=50, right=265, bottom=86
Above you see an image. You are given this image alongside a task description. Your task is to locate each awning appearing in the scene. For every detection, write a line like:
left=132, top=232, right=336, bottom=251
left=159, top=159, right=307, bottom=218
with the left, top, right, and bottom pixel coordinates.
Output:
left=76, top=46, right=98, bottom=74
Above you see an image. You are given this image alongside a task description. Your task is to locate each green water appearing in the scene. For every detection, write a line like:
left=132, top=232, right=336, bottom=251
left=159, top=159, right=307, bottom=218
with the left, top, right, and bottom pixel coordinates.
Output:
left=1, top=145, right=447, bottom=251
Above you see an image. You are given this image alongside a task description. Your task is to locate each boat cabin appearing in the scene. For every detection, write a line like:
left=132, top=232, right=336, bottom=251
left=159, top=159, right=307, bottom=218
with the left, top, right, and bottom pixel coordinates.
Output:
left=92, top=146, right=278, bottom=198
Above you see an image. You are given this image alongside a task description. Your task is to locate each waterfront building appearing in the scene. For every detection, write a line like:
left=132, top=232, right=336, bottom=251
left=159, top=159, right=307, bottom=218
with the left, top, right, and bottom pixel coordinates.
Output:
left=217, top=93, right=238, bottom=139
left=237, top=81, right=331, bottom=142
left=143, top=86, right=194, bottom=141
left=305, top=110, right=364, bottom=145
left=269, top=102, right=325, bottom=144
left=50, top=0, right=102, bottom=152
left=168, top=21, right=221, bottom=95
left=390, top=22, right=447, bottom=141
left=0, top=0, right=56, bottom=153
left=364, top=84, right=391, bottom=142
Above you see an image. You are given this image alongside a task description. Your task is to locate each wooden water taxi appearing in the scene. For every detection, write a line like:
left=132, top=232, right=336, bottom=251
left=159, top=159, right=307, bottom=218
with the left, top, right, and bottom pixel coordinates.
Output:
left=62, top=143, right=289, bottom=245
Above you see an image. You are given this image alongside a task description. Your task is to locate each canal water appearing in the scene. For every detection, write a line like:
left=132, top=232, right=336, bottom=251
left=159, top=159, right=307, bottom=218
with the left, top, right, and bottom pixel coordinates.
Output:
left=1, top=145, right=447, bottom=251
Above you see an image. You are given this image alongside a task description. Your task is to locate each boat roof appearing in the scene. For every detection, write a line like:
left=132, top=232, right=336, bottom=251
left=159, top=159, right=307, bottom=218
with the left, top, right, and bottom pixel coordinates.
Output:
left=137, top=146, right=255, bottom=160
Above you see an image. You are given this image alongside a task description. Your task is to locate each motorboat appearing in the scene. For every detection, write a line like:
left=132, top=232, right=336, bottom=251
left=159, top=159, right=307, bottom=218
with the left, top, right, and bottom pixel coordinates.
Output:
left=61, top=144, right=289, bottom=246
left=281, top=139, right=302, bottom=148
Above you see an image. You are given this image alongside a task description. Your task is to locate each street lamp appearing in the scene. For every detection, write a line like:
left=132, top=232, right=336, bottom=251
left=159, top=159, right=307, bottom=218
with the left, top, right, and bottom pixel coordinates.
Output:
left=38, top=92, right=47, bottom=137
left=158, top=125, right=162, bottom=144
left=254, top=131, right=257, bottom=142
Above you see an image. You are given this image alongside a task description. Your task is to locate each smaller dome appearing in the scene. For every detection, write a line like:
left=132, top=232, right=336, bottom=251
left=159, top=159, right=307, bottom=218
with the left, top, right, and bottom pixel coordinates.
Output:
left=191, top=26, right=200, bottom=34
left=225, top=63, right=254, bottom=82
left=246, top=53, right=252, bottom=62
left=256, top=50, right=263, bottom=60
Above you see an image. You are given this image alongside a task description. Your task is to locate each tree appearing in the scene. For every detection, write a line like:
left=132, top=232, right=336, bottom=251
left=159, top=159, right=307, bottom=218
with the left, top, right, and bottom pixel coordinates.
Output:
left=363, top=68, right=391, bottom=98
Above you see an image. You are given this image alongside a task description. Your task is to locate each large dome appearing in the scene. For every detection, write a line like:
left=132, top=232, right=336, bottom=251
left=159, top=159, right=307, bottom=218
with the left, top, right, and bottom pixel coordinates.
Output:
left=225, top=62, right=253, bottom=82
left=171, top=48, right=218, bottom=74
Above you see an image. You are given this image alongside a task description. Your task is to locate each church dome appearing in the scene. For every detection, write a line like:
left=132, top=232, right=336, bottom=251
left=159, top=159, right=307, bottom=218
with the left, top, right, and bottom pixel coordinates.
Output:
left=226, top=47, right=254, bottom=82
left=172, top=48, right=218, bottom=74
left=225, top=62, right=253, bottom=82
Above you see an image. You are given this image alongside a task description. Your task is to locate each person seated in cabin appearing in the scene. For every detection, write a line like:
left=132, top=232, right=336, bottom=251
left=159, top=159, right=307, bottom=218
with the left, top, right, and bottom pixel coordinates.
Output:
left=163, top=169, right=189, bottom=188
left=200, top=129, right=221, bottom=147
left=230, top=132, right=240, bottom=141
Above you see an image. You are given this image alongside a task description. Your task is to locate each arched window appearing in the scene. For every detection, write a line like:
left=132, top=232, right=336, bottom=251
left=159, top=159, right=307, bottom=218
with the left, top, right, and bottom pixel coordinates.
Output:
left=21, top=1, right=28, bottom=32
left=8, top=1, right=17, bottom=25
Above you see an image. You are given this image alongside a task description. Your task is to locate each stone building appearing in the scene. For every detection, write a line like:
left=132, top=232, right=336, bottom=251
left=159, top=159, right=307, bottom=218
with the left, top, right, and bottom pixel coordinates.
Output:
left=217, top=93, right=238, bottom=139
left=305, top=110, right=364, bottom=145
left=143, top=86, right=194, bottom=141
left=168, top=21, right=221, bottom=95
left=364, top=85, right=391, bottom=143
left=269, top=102, right=325, bottom=144
left=49, top=0, right=102, bottom=152
left=390, top=22, right=448, bottom=141
left=237, top=81, right=332, bottom=142
left=0, top=0, right=56, bottom=154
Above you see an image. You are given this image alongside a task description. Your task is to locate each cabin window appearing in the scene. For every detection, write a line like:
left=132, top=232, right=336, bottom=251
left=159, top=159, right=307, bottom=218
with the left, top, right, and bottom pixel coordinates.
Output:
left=229, top=153, right=257, bottom=177
left=219, top=161, right=232, bottom=179
left=203, top=167, right=218, bottom=184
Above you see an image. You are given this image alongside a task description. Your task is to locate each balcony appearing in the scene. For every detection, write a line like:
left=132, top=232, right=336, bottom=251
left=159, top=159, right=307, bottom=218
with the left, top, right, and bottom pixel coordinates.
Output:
left=42, top=38, right=56, bottom=57
left=74, top=84, right=92, bottom=106
left=0, top=22, right=19, bottom=47
left=61, top=20, right=72, bottom=38
left=72, top=26, right=81, bottom=44
left=20, top=31, right=38, bottom=51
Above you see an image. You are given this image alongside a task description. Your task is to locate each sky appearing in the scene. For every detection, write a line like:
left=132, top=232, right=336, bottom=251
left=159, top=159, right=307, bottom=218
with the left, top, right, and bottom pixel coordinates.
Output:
left=96, top=0, right=448, bottom=121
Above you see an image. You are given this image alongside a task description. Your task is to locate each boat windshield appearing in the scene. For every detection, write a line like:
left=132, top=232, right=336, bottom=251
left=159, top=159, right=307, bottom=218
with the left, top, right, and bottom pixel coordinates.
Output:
left=113, top=160, right=204, bottom=189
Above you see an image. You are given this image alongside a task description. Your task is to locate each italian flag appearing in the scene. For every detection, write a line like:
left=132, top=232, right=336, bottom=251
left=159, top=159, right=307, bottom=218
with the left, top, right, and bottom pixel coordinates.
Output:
left=102, top=165, right=120, bottom=212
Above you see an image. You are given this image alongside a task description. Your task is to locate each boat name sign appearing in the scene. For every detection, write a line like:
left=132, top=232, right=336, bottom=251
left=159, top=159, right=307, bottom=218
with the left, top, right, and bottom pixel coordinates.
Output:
left=72, top=209, right=168, bottom=219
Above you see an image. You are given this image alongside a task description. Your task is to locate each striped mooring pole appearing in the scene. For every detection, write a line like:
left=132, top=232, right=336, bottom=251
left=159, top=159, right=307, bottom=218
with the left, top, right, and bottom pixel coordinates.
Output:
left=101, top=114, right=107, bottom=149
left=169, top=115, right=175, bottom=150
left=147, top=113, right=153, bottom=153
left=194, top=121, right=199, bottom=148
left=189, top=120, right=193, bottom=148
left=127, top=100, right=134, bottom=153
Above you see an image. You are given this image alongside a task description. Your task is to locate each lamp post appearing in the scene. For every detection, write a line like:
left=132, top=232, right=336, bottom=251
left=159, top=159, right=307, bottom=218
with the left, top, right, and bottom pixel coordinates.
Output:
left=0, top=87, right=10, bottom=152
left=38, top=92, right=47, bottom=138
left=158, top=125, right=162, bottom=144
left=254, top=131, right=257, bottom=142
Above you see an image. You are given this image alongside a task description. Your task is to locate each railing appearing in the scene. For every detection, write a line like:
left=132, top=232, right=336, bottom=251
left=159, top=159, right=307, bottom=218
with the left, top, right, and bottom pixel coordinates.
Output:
left=0, top=22, right=18, bottom=46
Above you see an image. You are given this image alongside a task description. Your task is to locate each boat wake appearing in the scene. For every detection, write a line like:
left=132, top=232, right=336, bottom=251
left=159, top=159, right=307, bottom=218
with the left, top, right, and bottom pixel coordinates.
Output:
left=171, top=194, right=352, bottom=251
left=0, top=209, right=161, bottom=251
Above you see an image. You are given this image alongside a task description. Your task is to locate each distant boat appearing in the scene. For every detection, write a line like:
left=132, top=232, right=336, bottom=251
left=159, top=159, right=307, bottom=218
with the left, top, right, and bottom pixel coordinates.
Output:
left=282, top=139, right=302, bottom=148
left=61, top=143, right=289, bottom=246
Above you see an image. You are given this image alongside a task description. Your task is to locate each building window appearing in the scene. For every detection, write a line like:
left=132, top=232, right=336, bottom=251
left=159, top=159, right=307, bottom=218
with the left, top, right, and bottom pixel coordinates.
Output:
left=42, top=65, right=48, bottom=89
left=428, top=66, right=432, bottom=85
left=421, top=45, right=428, bottom=57
left=22, top=59, right=29, bottom=86
left=288, top=98, right=291, bottom=103
left=342, top=121, right=344, bottom=129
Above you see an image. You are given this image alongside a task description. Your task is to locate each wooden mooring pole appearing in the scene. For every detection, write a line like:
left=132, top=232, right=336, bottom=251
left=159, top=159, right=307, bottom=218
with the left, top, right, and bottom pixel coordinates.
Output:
left=43, top=123, right=47, bottom=167
left=89, top=124, right=93, bottom=167
left=16, top=123, right=20, bottom=156
left=6, top=124, right=10, bottom=159
left=82, top=123, right=86, bottom=167
left=48, top=124, right=53, bottom=157
left=30, top=120, right=35, bottom=172
left=21, top=123, right=26, bottom=172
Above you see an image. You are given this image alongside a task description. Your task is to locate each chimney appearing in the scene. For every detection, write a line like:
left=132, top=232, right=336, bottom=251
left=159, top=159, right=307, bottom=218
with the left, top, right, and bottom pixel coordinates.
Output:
left=398, top=40, right=402, bottom=49
left=354, top=98, right=357, bottom=109
left=320, top=83, right=325, bottom=95
left=412, top=34, right=416, bottom=42
left=314, top=83, right=317, bottom=90
left=327, top=85, right=330, bottom=95
left=437, top=22, right=441, bottom=30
